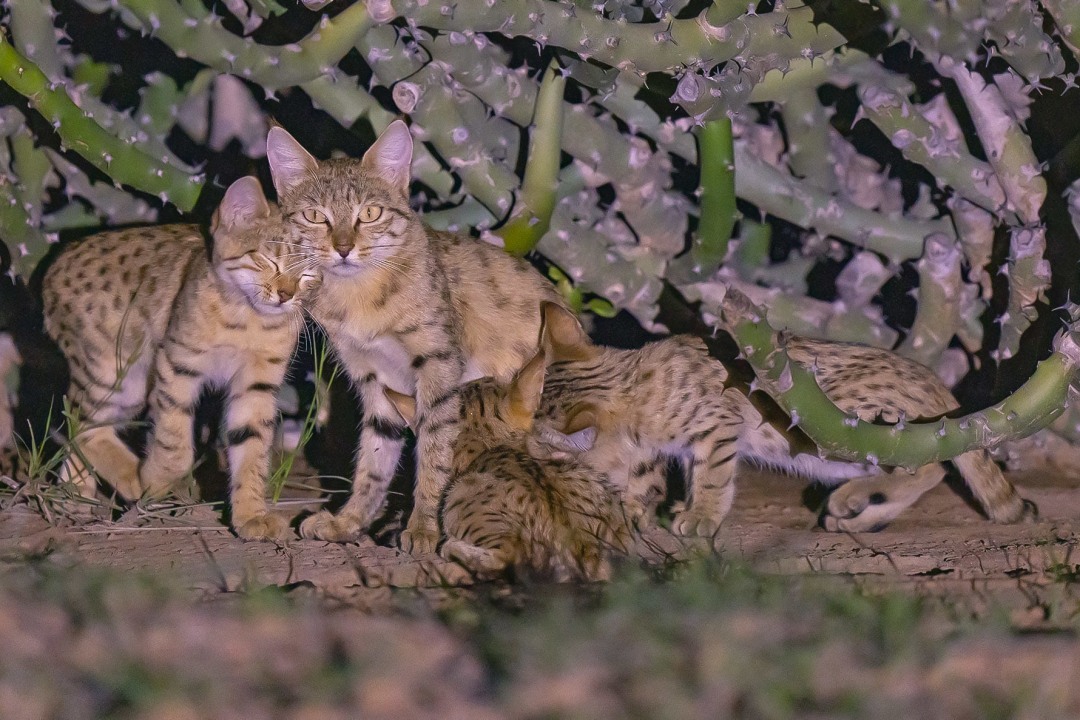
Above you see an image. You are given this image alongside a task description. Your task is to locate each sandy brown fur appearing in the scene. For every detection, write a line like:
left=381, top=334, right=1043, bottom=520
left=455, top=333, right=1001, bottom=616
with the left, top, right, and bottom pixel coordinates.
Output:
left=532, top=303, right=1031, bottom=534
left=267, top=122, right=565, bottom=552
left=388, top=359, right=631, bottom=581
left=41, top=179, right=316, bottom=541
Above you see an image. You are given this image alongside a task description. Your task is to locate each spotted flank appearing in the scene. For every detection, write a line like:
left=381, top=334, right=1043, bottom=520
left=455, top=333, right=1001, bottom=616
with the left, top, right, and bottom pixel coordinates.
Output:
left=41, top=177, right=318, bottom=542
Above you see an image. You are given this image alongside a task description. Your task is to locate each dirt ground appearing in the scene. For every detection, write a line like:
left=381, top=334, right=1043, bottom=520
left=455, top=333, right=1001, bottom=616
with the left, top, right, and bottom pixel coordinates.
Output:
left=2, top=453, right=1079, bottom=615
left=5, top=450, right=1080, bottom=718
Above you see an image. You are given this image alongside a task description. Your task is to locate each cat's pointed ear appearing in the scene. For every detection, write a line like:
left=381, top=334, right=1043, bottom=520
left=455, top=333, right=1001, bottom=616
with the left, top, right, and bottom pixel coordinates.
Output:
left=508, top=351, right=547, bottom=428
left=563, top=402, right=601, bottom=435
left=540, top=302, right=597, bottom=361
left=212, top=176, right=271, bottom=234
left=361, top=120, right=412, bottom=194
left=266, top=126, right=319, bottom=198
left=383, top=387, right=417, bottom=428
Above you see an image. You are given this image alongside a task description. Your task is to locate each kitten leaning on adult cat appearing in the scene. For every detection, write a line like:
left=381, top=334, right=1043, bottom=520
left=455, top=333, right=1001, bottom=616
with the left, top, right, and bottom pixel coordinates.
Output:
left=530, top=301, right=1033, bottom=534
left=266, top=120, right=566, bottom=552
left=41, top=177, right=317, bottom=541
left=386, top=352, right=631, bottom=581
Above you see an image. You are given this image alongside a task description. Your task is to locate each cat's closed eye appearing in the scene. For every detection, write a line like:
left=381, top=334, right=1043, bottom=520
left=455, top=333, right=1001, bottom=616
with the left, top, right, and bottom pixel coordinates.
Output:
left=222, top=252, right=262, bottom=272
left=301, top=209, right=327, bottom=224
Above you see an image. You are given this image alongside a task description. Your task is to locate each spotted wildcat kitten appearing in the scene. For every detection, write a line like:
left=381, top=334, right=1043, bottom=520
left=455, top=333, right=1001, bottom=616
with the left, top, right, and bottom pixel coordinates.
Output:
left=42, top=177, right=318, bottom=541
left=386, top=353, right=631, bottom=581
left=531, top=302, right=1032, bottom=534
left=266, top=120, right=565, bottom=552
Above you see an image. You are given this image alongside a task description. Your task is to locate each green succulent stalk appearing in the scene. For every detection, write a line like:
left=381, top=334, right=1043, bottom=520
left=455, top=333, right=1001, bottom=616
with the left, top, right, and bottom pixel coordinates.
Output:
left=857, top=86, right=1007, bottom=215
left=114, top=0, right=372, bottom=89
left=721, top=288, right=1079, bottom=468
left=0, top=31, right=202, bottom=210
left=779, top=88, right=835, bottom=192
left=687, top=118, right=737, bottom=277
left=497, top=64, right=566, bottom=256
left=376, top=0, right=842, bottom=75
left=733, top=146, right=947, bottom=261
left=897, top=234, right=963, bottom=368
left=1042, top=0, right=1080, bottom=61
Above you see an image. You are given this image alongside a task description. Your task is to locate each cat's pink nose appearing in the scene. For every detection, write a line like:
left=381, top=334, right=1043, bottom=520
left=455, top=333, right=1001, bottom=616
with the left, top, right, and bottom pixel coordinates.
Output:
left=334, top=246, right=351, bottom=258
left=278, top=288, right=294, bottom=302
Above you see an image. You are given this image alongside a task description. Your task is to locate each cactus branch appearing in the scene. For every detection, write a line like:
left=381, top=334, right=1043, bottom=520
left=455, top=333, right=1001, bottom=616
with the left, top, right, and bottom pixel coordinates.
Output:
left=734, top=146, right=946, bottom=261
left=722, top=288, right=1079, bottom=467
left=937, top=60, right=1046, bottom=224
left=897, top=233, right=964, bottom=368
left=113, top=0, right=372, bottom=89
left=379, top=0, right=843, bottom=74
left=857, top=87, right=1007, bottom=214
left=687, top=118, right=736, bottom=277
left=497, top=64, right=565, bottom=256
left=1042, top=0, right=1080, bottom=62
left=0, top=31, right=202, bottom=210
left=299, top=73, right=457, bottom=199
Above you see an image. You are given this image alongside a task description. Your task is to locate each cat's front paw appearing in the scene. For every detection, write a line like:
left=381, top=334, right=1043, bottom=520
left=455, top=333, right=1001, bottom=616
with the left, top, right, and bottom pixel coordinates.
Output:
left=299, top=510, right=363, bottom=542
left=235, top=513, right=292, bottom=543
left=400, top=514, right=440, bottom=554
left=672, top=509, right=722, bottom=537
left=139, top=471, right=179, bottom=501
left=440, top=539, right=505, bottom=576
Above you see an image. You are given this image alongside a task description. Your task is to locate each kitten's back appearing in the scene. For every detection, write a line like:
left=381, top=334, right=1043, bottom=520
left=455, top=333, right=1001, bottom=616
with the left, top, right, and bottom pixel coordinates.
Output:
left=442, top=447, right=630, bottom=582
left=43, top=225, right=206, bottom=370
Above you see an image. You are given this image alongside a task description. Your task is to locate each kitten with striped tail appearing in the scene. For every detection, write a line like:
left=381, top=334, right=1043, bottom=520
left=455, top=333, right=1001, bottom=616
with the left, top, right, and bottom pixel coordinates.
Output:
left=42, top=177, right=319, bottom=541
left=266, top=120, right=566, bottom=552
left=529, top=301, right=1032, bottom=535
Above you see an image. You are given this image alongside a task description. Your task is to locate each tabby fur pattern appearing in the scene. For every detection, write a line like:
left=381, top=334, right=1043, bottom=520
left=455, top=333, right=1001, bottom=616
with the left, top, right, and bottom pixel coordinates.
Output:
left=41, top=178, right=316, bottom=541
left=266, top=120, right=565, bottom=552
left=387, top=353, right=631, bottom=581
left=531, top=302, right=1032, bottom=534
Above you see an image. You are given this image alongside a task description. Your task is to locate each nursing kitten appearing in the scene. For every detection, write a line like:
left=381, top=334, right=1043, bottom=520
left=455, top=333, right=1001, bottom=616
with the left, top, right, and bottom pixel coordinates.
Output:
left=41, top=177, right=317, bottom=541
left=266, top=120, right=565, bottom=552
left=386, top=353, right=631, bottom=581
left=531, top=302, right=1031, bottom=534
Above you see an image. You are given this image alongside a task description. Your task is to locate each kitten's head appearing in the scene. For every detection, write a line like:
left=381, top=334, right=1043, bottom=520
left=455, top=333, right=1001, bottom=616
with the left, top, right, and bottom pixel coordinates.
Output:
left=210, top=176, right=320, bottom=315
left=386, top=351, right=552, bottom=473
left=265, top=120, right=415, bottom=278
left=514, top=301, right=606, bottom=460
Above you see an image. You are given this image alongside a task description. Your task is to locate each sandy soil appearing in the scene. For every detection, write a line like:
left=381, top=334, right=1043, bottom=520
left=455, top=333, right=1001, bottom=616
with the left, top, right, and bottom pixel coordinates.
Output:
left=2, top=458, right=1079, bottom=617
left=5, top=455, right=1080, bottom=717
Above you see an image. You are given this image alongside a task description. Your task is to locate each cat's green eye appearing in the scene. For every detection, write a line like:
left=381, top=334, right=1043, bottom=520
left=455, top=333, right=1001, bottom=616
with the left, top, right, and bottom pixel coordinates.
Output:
left=302, top=209, right=327, bottom=224
left=359, top=206, right=383, bottom=223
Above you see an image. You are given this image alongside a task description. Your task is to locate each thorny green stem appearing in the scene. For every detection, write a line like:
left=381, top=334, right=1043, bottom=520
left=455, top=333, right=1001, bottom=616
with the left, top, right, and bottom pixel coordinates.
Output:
left=1042, top=0, right=1080, bottom=62
left=0, top=30, right=203, bottom=210
left=689, top=118, right=736, bottom=276
left=868, top=0, right=980, bottom=61
left=497, top=64, right=566, bottom=256
left=734, top=146, right=944, bottom=261
left=380, top=0, right=843, bottom=74
left=115, top=0, right=372, bottom=90
left=856, top=87, right=1007, bottom=215
left=723, top=289, right=1078, bottom=467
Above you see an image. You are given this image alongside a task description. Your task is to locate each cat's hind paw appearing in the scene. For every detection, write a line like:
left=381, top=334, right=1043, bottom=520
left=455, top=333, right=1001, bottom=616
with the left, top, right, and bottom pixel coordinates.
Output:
left=672, top=509, right=722, bottom=538
left=821, top=487, right=898, bottom=532
left=299, top=510, right=363, bottom=543
left=235, top=513, right=292, bottom=543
